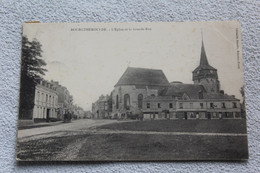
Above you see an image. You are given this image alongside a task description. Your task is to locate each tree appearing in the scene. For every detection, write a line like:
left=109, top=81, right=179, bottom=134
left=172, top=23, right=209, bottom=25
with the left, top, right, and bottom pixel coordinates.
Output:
left=240, top=85, right=246, bottom=118
left=240, top=85, right=245, bottom=105
left=19, top=36, right=47, bottom=119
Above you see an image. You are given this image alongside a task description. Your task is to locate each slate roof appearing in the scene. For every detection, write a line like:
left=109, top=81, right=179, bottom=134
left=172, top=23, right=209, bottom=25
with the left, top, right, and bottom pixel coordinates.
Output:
left=163, top=82, right=239, bottom=101
left=144, top=95, right=174, bottom=102
left=203, top=93, right=239, bottom=101
left=115, top=67, right=170, bottom=87
left=164, top=83, right=206, bottom=99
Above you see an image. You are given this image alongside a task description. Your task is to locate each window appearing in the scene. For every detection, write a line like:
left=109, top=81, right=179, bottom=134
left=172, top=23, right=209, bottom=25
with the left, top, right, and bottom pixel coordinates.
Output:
left=235, top=112, right=241, bottom=118
left=224, top=112, right=228, bottom=118
left=116, top=95, right=119, bottom=109
left=147, top=103, right=150, bottom=109
left=210, top=103, right=214, bottom=109
left=158, top=103, right=161, bottom=108
left=138, top=94, right=143, bottom=109
left=46, top=94, right=48, bottom=103
left=200, top=103, right=203, bottom=109
left=42, top=93, right=44, bottom=102
left=190, top=112, right=195, bottom=118
left=179, top=103, right=183, bottom=109
left=37, top=106, right=39, bottom=117
left=222, top=103, right=226, bottom=108
left=233, top=102, right=237, bottom=108
left=169, top=103, right=173, bottom=108
left=124, top=94, right=130, bottom=110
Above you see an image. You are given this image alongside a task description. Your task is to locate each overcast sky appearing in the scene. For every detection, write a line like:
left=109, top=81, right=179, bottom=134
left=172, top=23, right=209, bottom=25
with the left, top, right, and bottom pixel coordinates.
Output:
left=23, top=21, right=244, bottom=111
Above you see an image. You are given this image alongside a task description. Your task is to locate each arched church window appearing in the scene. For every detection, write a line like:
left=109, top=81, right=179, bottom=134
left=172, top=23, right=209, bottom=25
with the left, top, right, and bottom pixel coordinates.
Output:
left=124, top=94, right=130, bottom=110
left=138, top=94, right=143, bottom=109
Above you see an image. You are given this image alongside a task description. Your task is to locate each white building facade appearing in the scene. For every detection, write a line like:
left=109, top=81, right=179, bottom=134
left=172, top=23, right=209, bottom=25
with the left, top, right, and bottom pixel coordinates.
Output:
left=33, top=81, right=58, bottom=122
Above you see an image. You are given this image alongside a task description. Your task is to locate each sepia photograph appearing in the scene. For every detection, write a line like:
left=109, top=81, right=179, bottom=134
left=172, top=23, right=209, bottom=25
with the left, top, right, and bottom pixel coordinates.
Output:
left=16, top=21, right=248, bottom=161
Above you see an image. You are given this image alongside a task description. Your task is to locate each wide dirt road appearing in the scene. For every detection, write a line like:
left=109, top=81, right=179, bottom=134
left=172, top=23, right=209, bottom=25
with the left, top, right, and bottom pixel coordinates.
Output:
left=17, top=119, right=119, bottom=141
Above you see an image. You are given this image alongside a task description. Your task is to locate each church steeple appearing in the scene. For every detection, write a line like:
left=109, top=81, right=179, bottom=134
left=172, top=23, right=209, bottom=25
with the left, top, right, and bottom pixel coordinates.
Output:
left=192, top=33, right=220, bottom=93
left=200, top=40, right=209, bottom=67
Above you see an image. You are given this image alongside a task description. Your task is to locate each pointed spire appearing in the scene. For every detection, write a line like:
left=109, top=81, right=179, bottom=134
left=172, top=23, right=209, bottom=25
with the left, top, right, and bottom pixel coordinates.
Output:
left=200, top=31, right=209, bottom=66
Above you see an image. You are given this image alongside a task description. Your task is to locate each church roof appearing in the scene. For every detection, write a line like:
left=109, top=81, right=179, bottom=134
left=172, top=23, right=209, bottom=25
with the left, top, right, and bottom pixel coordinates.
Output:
left=193, top=40, right=216, bottom=72
left=163, top=83, right=206, bottom=99
left=115, top=67, right=170, bottom=87
left=203, top=93, right=239, bottom=101
left=163, top=83, right=239, bottom=101
left=144, top=95, right=174, bottom=102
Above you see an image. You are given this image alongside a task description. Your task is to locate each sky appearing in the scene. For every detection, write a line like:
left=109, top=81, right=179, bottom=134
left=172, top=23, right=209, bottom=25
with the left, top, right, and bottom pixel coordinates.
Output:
left=23, top=21, right=245, bottom=111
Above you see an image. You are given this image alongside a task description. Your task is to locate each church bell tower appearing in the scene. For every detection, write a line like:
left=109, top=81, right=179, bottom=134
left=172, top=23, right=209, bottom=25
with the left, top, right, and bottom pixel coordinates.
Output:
left=192, top=38, right=220, bottom=93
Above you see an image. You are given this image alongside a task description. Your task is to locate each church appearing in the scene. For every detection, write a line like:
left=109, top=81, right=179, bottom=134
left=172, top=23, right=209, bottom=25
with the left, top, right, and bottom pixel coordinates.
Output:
left=94, top=40, right=242, bottom=120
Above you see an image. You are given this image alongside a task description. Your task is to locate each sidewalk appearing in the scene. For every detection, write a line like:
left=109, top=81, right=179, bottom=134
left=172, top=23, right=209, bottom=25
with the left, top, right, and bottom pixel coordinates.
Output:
left=18, top=120, right=64, bottom=130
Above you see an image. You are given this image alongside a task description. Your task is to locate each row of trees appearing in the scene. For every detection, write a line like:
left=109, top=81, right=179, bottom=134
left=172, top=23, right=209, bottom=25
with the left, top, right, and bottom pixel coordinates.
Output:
left=19, top=36, right=47, bottom=119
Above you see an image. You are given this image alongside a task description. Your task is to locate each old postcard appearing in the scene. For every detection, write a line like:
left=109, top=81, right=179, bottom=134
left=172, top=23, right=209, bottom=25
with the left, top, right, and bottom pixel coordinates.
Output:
left=17, top=21, right=248, bottom=161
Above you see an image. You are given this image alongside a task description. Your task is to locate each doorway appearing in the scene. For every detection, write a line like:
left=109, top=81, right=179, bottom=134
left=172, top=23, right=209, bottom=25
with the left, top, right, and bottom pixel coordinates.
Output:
left=207, top=112, right=211, bottom=120
left=184, top=112, right=188, bottom=120
left=46, top=109, right=50, bottom=122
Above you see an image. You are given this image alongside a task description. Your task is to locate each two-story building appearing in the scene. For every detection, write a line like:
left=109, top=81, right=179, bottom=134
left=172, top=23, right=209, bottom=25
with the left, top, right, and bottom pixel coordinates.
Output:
left=51, top=81, right=74, bottom=120
left=33, top=80, right=58, bottom=122
left=92, top=94, right=112, bottom=119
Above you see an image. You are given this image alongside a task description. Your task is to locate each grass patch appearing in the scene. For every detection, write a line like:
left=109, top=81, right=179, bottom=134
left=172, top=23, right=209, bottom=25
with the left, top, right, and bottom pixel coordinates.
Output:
left=77, top=133, right=248, bottom=160
left=97, top=119, right=247, bottom=134
left=17, top=132, right=248, bottom=161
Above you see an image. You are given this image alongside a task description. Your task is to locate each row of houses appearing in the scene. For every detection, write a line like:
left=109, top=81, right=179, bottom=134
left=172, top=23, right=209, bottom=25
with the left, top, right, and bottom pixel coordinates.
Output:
left=92, top=40, right=244, bottom=120
left=32, top=80, right=84, bottom=122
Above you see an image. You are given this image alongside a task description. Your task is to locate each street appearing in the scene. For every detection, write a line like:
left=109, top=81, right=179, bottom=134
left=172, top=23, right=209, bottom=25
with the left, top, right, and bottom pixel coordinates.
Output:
left=17, top=119, right=119, bottom=141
